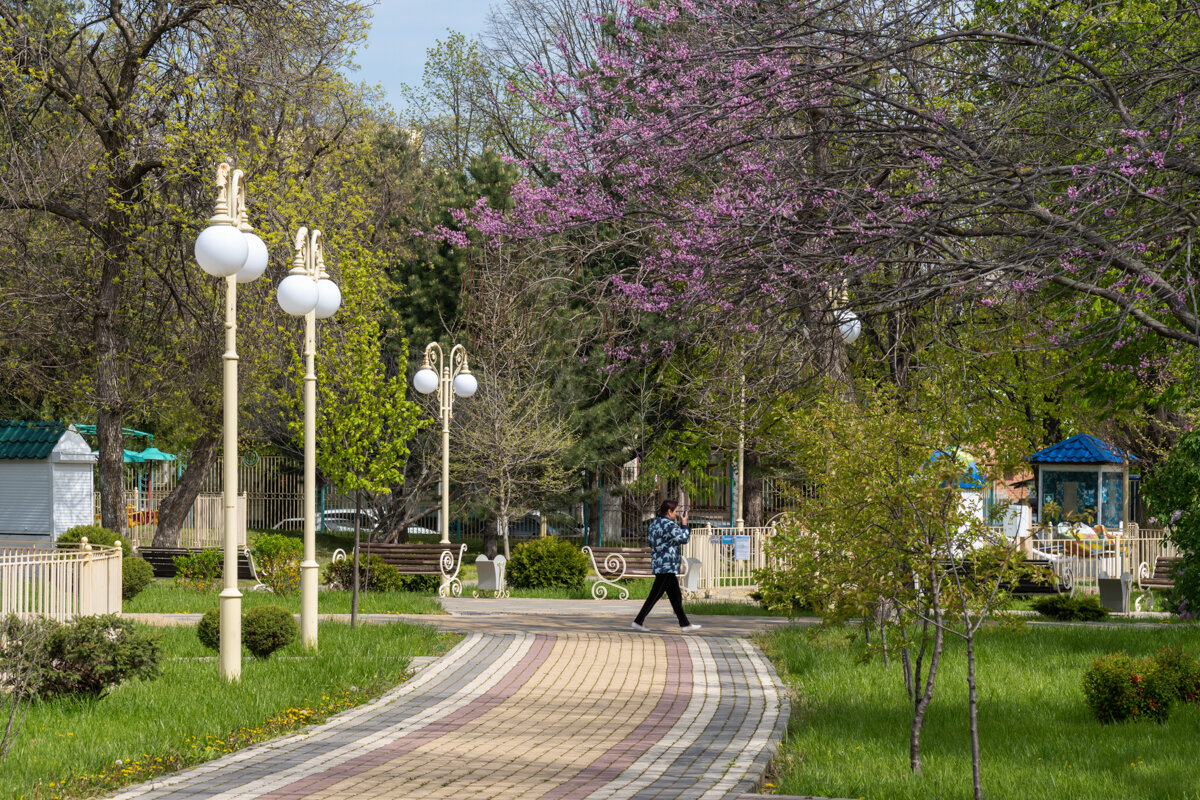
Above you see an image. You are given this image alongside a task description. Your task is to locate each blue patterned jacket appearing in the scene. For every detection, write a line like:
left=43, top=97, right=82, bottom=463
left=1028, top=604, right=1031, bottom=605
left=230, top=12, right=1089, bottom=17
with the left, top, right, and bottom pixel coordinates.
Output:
left=647, top=515, right=690, bottom=574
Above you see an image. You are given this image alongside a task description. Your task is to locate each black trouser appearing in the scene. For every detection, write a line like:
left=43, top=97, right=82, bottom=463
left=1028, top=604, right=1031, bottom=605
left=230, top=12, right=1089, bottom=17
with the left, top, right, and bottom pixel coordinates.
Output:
left=634, top=573, right=691, bottom=627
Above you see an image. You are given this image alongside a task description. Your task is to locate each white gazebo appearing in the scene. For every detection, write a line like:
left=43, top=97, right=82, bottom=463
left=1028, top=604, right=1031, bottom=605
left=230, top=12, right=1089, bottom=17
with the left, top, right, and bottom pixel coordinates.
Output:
left=0, top=421, right=97, bottom=542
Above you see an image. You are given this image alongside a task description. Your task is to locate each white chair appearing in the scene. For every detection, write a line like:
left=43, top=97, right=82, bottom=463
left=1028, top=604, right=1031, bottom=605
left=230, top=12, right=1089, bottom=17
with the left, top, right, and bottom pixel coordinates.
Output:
left=474, top=554, right=508, bottom=598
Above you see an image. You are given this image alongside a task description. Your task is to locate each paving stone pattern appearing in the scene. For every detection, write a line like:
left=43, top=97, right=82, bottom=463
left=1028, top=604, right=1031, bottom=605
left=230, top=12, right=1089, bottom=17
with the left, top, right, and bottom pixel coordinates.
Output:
left=107, top=631, right=786, bottom=800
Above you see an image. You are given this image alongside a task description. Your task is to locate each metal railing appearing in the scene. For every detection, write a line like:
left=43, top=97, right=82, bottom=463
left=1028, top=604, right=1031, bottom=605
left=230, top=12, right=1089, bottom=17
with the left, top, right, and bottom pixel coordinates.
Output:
left=0, top=539, right=123, bottom=621
left=681, top=527, right=774, bottom=592
left=94, top=492, right=246, bottom=549
left=1025, top=528, right=1176, bottom=595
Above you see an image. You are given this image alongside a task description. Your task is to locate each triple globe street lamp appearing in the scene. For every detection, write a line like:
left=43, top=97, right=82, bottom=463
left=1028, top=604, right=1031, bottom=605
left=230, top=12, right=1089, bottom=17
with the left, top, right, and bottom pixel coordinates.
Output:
left=277, top=228, right=341, bottom=651
left=193, top=163, right=270, bottom=682
left=413, top=343, right=477, bottom=545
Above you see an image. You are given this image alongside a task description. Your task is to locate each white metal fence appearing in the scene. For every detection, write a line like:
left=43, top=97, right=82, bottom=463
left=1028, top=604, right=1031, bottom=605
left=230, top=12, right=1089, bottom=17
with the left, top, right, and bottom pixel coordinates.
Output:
left=1027, top=528, right=1176, bottom=595
left=0, top=539, right=123, bottom=621
left=681, top=527, right=773, bottom=592
left=94, top=492, right=246, bottom=549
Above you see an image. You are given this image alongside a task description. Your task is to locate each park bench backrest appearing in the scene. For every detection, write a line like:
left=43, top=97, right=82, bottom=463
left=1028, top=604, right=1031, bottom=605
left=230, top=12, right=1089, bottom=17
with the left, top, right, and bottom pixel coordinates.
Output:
left=360, top=542, right=455, bottom=574
left=589, top=547, right=655, bottom=577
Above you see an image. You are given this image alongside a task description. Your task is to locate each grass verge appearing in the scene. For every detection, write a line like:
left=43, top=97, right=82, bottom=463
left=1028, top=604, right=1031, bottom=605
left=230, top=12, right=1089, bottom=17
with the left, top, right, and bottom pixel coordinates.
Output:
left=125, top=580, right=444, bottom=615
left=3, top=620, right=459, bottom=800
left=759, top=623, right=1200, bottom=800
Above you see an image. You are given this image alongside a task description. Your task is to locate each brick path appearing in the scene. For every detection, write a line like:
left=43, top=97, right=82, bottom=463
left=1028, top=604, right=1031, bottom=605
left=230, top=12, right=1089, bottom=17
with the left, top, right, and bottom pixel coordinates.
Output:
left=112, top=611, right=789, bottom=800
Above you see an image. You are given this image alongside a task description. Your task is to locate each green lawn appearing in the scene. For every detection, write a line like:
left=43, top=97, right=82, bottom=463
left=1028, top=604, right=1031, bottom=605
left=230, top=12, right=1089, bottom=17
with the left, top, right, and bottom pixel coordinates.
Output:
left=125, top=580, right=444, bottom=615
left=759, top=623, right=1200, bottom=800
left=3, top=621, right=458, bottom=800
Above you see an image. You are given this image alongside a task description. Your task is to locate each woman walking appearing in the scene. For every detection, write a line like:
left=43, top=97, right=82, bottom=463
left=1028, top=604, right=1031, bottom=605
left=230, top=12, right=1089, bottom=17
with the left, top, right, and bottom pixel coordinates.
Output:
left=632, top=500, right=702, bottom=632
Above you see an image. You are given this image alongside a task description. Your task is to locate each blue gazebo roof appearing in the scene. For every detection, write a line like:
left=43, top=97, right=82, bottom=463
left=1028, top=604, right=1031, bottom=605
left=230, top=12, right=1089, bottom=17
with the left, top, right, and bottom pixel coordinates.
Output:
left=1027, top=434, right=1136, bottom=465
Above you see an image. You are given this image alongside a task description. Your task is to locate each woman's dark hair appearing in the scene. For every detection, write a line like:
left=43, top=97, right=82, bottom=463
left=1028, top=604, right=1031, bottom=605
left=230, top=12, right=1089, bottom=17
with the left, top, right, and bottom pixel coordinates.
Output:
left=656, top=499, right=678, bottom=517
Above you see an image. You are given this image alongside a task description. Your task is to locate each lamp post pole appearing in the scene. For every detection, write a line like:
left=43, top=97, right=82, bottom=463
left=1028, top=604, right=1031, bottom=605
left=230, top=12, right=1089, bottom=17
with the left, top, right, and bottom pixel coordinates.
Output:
left=277, top=228, right=341, bottom=650
left=413, top=343, right=477, bottom=545
left=193, top=163, right=269, bottom=682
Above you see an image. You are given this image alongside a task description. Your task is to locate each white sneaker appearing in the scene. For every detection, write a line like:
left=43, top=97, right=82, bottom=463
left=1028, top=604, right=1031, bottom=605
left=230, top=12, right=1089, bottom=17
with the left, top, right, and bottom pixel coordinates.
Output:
left=631, top=622, right=650, bottom=632
left=680, top=624, right=702, bottom=633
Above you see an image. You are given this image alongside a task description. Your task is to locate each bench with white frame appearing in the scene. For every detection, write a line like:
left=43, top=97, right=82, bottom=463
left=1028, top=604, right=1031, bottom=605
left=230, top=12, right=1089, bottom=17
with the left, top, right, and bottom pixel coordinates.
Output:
left=582, top=546, right=700, bottom=600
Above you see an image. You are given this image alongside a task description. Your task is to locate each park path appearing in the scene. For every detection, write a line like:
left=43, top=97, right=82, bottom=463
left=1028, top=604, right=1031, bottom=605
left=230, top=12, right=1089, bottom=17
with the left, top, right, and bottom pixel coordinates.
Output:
left=115, top=605, right=791, bottom=800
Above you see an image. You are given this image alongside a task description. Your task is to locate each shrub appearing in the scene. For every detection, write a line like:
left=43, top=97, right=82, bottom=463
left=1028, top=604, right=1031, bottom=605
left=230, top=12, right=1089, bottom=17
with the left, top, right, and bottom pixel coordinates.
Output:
left=321, top=554, right=438, bottom=592
left=173, top=548, right=222, bottom=592
left=249, top=533, right=303, bottom=596
left=507, top=536, right=588, bottom=590
left=57, top=525, right=131, bottom=557
left=1082, top=652, right=1174, bottom=724
left=1153, top=646, right=1200, bottom=704
left=123, top=556, right=155, bottom=601
left=197, top=608, right=221, bottom=651
left=242, top=605, right=298, bottom=659
left=1032, top=593, right=1109, bottom=621
left=38, top=615, right=160, bottom=698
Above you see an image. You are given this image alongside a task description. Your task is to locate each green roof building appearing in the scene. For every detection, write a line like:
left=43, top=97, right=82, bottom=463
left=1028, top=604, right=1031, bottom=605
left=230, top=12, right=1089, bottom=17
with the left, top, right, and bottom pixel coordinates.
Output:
left=0, top=421, right=96, bottom=541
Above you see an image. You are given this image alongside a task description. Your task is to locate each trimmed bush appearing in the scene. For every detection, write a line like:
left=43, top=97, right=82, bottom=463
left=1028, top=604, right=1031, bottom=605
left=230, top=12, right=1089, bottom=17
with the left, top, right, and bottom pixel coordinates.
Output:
left=173, top=548, right=222, bottom=592
left=1032, top=593, right=1109, bottom=621
left=197, top=608, right=221, bottom=651
left=1082, top=652, right=1174, bottom=724
left=242, top=605, right=298, bottom=659
left=38, top=615, right=160, bottom=698
left=321, top=554, right=439, bottom=592
left=57, top=525, right=131, bottom=557
left=249, top=533, right=303, bottom=596
left=123, top=556, right=155, bottom=601
left=1153, top=646, right=1200, bottom=704
left=507, top=536, right=588, bottom=590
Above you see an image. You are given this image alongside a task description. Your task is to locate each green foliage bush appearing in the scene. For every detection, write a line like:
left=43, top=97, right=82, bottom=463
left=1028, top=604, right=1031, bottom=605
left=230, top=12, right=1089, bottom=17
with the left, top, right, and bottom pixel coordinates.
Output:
left=321, top=554, right=439, bottom=592
left=57, top=525, right=131, bottom=557
left=1141, top=430, right=1200, bottom=617
left=507, top=536, right=588, bottom=590
left=197, top=608, right=220, bottom=651
left=242, top=605, right=298, bottom=659
left=1032, top=593, right=1109, bottom=621
left=173, top=548, right=222, bottom=592
left=1152, top=646, right=1200, bottom=704
left=249, top=533, right=303, bottom=596
left=1082, top=652, right=1175, bottom=724
left=123, top=556, right=155, bottom=601
left=38, top=615, right=160, bottom=698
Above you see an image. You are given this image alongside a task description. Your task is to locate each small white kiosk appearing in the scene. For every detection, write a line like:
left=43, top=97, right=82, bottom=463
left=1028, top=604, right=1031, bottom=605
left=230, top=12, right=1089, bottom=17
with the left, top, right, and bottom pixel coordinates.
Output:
left=0, top=421, right=97, bottom=542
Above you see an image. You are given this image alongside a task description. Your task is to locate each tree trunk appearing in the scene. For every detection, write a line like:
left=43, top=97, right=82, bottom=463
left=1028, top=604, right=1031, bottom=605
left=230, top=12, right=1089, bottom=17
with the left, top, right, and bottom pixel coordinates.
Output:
left=153, top=430, right=220, bottom=547
left=352, top=488, right=361, bottom=628
left=96, top=407, right=127, bottom=537
left=746, top=450, right=764, bottom=527
left=482, top=517, right=498, bottom=559
left=967, top=629, right=983, bottom=800
left=909, top=607, right=944, bottom=775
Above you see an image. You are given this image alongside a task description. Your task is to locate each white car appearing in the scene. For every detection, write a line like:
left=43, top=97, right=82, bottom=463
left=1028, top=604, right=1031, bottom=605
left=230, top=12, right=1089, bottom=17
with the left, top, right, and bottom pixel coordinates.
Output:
left=272, top=509, right=377, bottom=532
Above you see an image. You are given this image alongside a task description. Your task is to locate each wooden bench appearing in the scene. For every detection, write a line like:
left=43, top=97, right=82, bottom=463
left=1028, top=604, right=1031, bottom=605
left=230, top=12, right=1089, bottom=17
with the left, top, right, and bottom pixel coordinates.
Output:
left=134, top=546, right=264, bottom=587
left=582, top=546, right=700, bottom=600
left=1136, top=556, right=1182, bottom=612
left=343, top=542, right=467, bottom=597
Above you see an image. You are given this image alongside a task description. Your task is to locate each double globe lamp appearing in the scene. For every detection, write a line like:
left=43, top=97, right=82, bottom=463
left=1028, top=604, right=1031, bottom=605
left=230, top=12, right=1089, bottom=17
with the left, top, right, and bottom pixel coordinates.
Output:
left=192, top=163, right=269, bottom=683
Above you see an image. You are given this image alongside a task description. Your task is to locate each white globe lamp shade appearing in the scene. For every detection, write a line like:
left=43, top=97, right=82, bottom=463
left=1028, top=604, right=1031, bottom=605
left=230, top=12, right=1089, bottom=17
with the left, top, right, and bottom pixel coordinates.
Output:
left=195, top=224, right=249, bottom=277
left=277, top=274, right=319, bottom=317
left=235, top=231, right=269, bottom=283
left=453, top=372, right=478, bottom=398
left=837, top=311, right=861, bottom=345
left=314, top=279, right=342, bottom=319
left=414, top=367, right=439, bottom=394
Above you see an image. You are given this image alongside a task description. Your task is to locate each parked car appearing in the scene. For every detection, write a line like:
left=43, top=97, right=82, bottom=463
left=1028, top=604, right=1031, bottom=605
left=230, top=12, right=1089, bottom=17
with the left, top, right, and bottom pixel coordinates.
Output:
left=271, top=509, right=377, bottom=532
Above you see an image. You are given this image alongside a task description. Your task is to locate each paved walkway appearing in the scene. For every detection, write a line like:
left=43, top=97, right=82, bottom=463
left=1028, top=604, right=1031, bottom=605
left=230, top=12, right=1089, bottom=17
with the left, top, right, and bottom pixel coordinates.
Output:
left=118, top=603, right=792, bottom=800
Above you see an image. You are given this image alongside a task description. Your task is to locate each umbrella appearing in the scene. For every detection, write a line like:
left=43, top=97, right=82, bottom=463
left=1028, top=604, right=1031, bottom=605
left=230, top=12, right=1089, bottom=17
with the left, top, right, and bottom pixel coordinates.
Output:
left=137, top=447, right=176, bottom=461
left=93, top=449, right=147, bottom=463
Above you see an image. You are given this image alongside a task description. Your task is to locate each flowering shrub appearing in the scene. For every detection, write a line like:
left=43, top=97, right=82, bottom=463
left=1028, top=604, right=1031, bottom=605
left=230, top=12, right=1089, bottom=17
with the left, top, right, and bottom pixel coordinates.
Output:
left=1082, top=652, right=1173, bottom=724
left=173, top=549, right=222, bottom=592
left=1152, top=646, right=1200, bottom=705
left=249, top=534, right=302, bottom=596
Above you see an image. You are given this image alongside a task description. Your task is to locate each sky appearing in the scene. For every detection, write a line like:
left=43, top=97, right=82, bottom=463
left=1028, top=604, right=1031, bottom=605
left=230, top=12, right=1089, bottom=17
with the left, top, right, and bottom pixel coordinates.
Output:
left=352, top=0, right=495, bottom=111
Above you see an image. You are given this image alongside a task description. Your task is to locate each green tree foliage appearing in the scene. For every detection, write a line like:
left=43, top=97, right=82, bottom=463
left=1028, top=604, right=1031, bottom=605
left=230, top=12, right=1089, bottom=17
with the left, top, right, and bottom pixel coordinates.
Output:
left=1141, top=430, right=1200, bottom=615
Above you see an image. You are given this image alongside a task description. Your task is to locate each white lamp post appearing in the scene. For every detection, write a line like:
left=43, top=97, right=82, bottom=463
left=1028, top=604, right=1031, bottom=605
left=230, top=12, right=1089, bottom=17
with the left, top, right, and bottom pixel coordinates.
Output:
left=276, top=227, right=340, bottom=651
left=193, top=163, right=268, bottom=682
left=413, top=342, right=476, bottom=545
